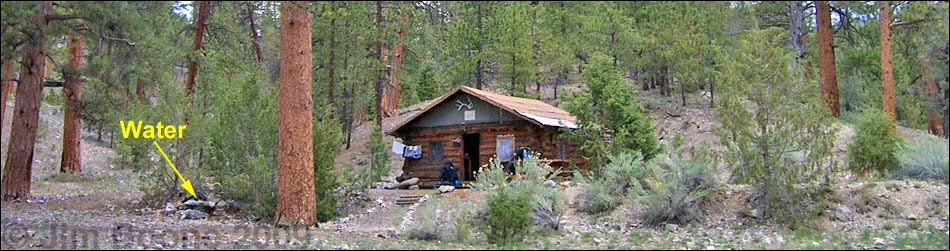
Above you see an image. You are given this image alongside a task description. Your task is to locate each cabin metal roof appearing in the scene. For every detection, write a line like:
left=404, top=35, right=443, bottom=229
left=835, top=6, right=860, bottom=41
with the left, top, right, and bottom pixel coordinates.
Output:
left=387, top=85, right=578, bottom=135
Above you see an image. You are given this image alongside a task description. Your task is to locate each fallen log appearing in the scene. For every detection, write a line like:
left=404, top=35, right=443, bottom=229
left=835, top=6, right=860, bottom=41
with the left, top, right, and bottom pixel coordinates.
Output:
left=386, top=177, right=419, bottom=190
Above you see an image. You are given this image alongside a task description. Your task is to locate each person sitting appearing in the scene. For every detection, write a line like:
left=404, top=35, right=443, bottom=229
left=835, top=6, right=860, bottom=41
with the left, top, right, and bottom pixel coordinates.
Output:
left=439, top=162, right=460, bottom=187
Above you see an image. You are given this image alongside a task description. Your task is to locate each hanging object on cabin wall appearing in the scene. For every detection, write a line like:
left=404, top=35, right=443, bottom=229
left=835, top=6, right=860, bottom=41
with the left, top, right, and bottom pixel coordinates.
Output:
left=464, top=110, right=476, bottom=121
left=496, top=135, right=515, bottom=162
left=456, top=97, right=474, bottom=111
left=392, top=140, right=422, bottom=159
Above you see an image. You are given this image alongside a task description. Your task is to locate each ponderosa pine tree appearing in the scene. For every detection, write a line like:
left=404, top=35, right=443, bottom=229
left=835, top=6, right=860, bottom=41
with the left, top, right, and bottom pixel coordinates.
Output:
left=275, top=1, right=317, bottom=226
left=61, top=34, right=84, bottom=173
left=186, top=1, right=210, bottom=97
left=2, top=1, right=51, bottom=200
left=879, top=1, right=896, bottom=125
left=247, top=2, right=264, bottom=64
left=817, top=1, right=840, bottom=117
left=1, top=61, right=12, bottom=124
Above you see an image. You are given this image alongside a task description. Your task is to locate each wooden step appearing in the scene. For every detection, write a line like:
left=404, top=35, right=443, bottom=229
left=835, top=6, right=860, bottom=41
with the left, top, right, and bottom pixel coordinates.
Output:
left=395, top=195, right=425, bottom=206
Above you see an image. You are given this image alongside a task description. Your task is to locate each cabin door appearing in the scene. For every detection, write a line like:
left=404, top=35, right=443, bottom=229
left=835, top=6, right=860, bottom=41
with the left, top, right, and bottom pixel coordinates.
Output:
left=462, top=133, right=480, bottom=181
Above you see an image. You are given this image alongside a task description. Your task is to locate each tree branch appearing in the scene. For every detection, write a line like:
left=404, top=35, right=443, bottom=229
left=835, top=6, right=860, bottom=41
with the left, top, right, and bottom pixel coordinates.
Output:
left=101, top=35, right=136, bottom=47
left=46, top=14, right=79, bottom=22
left=890, top=19, right=933, bottom=29
left=44, top=80, right=64, bottom=88
left=1, top=78, right=22, bottom=85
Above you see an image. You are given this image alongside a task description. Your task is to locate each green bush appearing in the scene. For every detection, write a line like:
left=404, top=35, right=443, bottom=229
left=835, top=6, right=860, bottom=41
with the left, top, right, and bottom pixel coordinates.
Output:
left=715, top=28, right=836, bottom=222
left=848, top=110, right=903, bottom=178
left=518, top=156, right=565, bottom=230
left=564, top=53, right=659, bottom=167
left=640, top=144, right=719, bottom=226
left=892, top=135, right=949, bottom=184
left=473, top=156, right=565, bottom=244
left=366, top=123, right=390, bottom=184
left=471, top=157, right=510, bottom=191
left=485, top=185, right=532, bottom=246
left=575, top=152, right=649, bottom=215
left=217, top=152, right=277, bottom=219
left=199, top=61, right=280, bottom=220
left=313, top=107, right=344, bottom=222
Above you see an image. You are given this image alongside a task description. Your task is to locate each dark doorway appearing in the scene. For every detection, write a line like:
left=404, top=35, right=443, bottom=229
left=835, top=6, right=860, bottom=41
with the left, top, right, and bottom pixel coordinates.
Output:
left=462, top=133, right=480, bottom=181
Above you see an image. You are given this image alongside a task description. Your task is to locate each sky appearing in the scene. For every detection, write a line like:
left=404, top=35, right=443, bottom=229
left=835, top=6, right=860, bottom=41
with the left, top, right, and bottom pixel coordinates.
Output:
left=173, top=1, right=193, bottom=20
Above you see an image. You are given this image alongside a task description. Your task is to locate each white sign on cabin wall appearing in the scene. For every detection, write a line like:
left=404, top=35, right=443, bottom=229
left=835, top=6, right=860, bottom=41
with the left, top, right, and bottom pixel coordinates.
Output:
left=464, top=110, right=476, bottom=121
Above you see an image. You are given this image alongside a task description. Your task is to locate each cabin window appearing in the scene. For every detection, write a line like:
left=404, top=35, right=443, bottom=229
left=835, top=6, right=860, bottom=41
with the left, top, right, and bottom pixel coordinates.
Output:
left=496, top=135, right=515, bottom=162
left=557, top=144, right=567, bottom=160
left=429, top=142, right=444, bottom=163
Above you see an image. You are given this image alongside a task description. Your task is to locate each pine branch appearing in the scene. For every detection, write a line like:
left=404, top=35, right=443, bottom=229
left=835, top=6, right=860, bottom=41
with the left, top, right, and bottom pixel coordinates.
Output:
left=101, top=35, right=136, bottom=47
left=889, top=19, right=934, bottom=29
left=44, top=80, right=65, bottom=87
left=46, top=14, right=79, bottom=22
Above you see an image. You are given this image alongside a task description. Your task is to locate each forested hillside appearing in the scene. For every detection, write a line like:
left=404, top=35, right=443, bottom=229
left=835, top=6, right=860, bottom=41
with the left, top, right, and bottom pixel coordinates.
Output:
left=1, top=1, right=948, bottom=250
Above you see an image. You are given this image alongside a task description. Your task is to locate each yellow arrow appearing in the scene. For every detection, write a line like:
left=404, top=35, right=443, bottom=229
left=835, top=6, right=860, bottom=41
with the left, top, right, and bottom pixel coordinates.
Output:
left=153, top=141, right=197, bottom=198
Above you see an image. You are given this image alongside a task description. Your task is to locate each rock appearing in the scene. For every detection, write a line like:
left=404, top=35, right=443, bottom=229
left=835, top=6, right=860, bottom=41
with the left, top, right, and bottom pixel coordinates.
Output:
left=665, top=223, right=680, bottom=232
left=836, top=206, right=855, bottom=222
left=905, top=214, right=918, bottom=221
left=181, top=200, right=215, bottom=214
left=163, top=203, right=177, bottom=216
left=873, top=238, right=886, bottom=249
left=543, top=180, right=557, bottom=188
left=439, top=186, right=455, bottom=193
left=408, top=185, right=420, bottom=190
left=180, top=209, right=208, bottom=220
left=750, top=209, right=762, bottom=219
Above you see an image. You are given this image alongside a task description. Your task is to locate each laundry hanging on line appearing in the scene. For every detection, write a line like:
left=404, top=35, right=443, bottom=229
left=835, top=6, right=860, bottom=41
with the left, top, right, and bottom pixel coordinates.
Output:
left=392, top=140, right=422, bottom=159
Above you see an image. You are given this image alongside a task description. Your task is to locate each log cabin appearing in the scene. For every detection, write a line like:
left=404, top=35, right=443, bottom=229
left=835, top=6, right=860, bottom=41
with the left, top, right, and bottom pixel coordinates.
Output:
left=387, top=86, right=585, bottom=186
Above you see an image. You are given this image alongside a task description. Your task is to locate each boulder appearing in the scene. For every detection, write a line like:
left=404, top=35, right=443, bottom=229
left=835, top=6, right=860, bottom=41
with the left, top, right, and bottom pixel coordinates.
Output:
left=543, top=180, right=557, bottom=188
left=836, top=206, right=855, bottom=222
left=180, top=210, right=208, bottom=220
left=408, top=185, right=420, bottom=190
left=665, top=223, right=680, bottom=232
left=163, top=203, right=177, bottom=216
left=438, top=186, right=455, bottom=193
left=749, top=209, right=763, bottom=219
left=180, top=199, right=216, bottom=214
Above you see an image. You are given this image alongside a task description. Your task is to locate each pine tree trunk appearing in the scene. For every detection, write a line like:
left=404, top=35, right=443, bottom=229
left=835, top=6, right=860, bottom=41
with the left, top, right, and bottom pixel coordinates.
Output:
left=61, top=35, right=84, bottom=173
left=327, top=17, right=336, bottom=107
left=1, top=61, right=13, bottom=126
left=383, top=10, right=407, bottom=117
left=475, top=2, right=484, bottom=90
left=136, top=79, right=145, bottom=101
left=788, top=1, right=807, bottom=58
left=275, top=1, right=317, bottom=227
left=187, top=1, right=210, bottom=96
left=248, top=2, right=264, bottom=64
left=817, top=1, right=840, bottom=117
left=921, top=58, right=941, bottom=136
left=2, top=1, right=50, bottom=201
left=374, top=0, right=385, bottom=129
left=879, top=1, right=896, bottom=123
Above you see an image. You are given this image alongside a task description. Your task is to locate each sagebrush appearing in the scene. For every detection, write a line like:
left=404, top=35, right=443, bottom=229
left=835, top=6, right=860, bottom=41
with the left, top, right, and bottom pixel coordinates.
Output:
left=640, top=144, right=720, bottom=226
left=575, top=152, right=648, bottom=215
